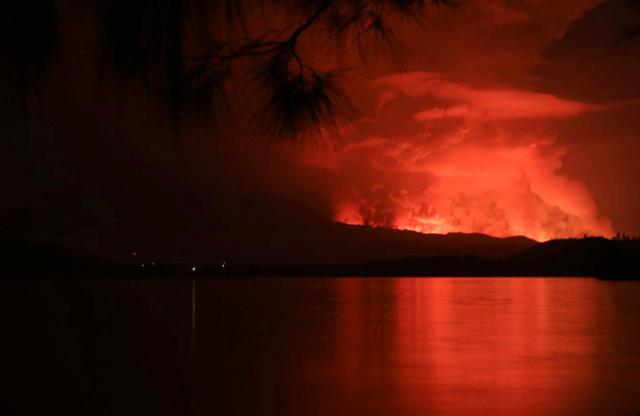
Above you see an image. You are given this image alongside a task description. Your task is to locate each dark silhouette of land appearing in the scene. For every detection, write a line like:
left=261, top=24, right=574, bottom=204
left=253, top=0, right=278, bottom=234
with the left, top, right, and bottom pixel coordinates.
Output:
left=2, top=228, right=638, bottom=280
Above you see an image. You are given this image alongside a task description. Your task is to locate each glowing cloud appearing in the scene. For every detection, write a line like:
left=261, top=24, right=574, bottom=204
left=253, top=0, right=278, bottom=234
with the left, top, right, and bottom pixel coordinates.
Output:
left=312, top=72, right=615, bottom=241
left=375, top=72, right=601, bottom=121
left=331, top=133, right=613, bottom=241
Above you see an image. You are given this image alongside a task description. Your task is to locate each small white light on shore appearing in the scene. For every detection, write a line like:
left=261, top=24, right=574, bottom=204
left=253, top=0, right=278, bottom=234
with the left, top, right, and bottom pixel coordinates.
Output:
left=151, top=262, right=155, bottom=266
left=132, top=251, right=137, bottom=256
left=141, top=263, right=145, bottom=268
left=221, top=261, right=226, bottom=268
left=191, top=266, right=196, bottom=272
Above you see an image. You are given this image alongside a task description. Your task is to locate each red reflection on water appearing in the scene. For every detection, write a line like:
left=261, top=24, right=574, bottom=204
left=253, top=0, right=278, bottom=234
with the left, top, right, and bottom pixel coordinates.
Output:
left=200, top=278, right=640, bottom=416
left=396, top=278, right=600, bottom=414
left=327, top=278, right=606, bottom=415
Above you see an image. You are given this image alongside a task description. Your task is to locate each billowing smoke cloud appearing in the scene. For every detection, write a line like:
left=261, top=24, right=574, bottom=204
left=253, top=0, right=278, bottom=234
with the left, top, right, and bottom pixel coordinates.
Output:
left=299, top=72, right=614, bottom=241
left=331, top=133, right=613, bottom=241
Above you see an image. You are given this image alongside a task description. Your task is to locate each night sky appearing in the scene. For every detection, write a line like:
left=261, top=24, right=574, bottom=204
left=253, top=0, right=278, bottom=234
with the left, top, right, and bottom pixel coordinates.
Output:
left=2, top=0, right=640, bottom=263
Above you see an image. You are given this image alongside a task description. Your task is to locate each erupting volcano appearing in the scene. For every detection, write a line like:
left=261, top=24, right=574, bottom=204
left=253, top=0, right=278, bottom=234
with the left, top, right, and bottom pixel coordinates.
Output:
left=306, top=72, right=617, bottom=242
left=330, top=134, right=614, bottom=241
left=4, top=0, right=640, bottom=263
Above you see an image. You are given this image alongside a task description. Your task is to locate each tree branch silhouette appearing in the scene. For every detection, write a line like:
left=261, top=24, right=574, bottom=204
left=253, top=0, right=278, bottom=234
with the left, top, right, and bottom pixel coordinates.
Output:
left=3, top=0, right=452, bottom=139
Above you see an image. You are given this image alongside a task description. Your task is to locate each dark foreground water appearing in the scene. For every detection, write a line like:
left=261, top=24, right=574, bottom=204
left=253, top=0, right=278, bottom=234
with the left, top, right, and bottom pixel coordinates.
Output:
left=3, top=277, right=640, bottom=415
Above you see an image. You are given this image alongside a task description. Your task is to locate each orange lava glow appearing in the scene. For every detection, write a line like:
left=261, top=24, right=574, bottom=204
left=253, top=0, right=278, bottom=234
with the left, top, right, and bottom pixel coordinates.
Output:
left=332, top=139, right=614, bottom=240
left=318, top=72, right=616, bottom=241
left=332, top=138, right=613, bottom=241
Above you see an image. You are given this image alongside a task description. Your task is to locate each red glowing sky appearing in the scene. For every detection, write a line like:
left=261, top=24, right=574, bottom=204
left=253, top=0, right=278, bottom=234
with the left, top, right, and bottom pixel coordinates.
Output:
left=4, top=0, right=640, bottom=260
left=310, top=71, right=618, bottom=240
left=291, top=0, right=640, bottom=241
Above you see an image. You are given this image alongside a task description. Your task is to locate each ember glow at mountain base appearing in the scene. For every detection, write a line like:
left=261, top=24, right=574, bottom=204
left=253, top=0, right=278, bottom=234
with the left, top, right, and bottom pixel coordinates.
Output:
left=328, top=132, right=614, bottom=241
left=331, top=137, right=614, bottom=241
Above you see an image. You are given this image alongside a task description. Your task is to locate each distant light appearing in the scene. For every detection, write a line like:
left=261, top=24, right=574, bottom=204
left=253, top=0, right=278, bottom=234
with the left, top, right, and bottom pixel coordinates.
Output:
left=151, top=262, right=155, bottom=266
left=191, top=266, right=196, bottom=272
left=141, top=263, right=145, bottom=268
left=221, top=261, right=226, bottom=268
left=132, top=251, right=137, bottom=256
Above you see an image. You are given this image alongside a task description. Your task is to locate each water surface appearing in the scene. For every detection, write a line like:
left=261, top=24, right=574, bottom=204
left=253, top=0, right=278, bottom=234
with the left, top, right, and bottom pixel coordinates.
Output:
left=3, top=277, right=640, bottom=415
left=194, top=277, right=640, bottom=415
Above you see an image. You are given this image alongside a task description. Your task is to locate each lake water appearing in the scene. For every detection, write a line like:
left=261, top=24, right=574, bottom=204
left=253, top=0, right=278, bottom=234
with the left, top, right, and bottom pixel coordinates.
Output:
left=3, top=277, right=640, bottom=415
